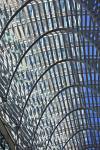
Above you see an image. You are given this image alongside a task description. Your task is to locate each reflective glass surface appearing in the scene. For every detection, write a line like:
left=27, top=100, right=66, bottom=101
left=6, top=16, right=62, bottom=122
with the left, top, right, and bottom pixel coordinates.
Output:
left=0, top=0, right=100, bottom=149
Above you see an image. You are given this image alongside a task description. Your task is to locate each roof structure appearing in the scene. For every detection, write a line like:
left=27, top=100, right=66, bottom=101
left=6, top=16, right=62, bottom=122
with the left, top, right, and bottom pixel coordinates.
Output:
left=0, top=0, right=100, bottom=149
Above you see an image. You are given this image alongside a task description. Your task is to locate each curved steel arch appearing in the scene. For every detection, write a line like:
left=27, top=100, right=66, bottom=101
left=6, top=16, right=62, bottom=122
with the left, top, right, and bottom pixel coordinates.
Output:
left=48, top=139, right=100, bottom=150
left=0, top=0, right=98, bottom=47
left=62, top=140, right=100, bottom=150
left=15, top=57, right=98, bottom=139
left=0, top=0, right=97, bottom=41
left=62, top=128, right=100, bottom=150
left=0, top=0, right=33, bottom=39
left=0, top=0, right=99, bottom=149
left=45, top=107, right=100, bottom=149
left=0, top=0, right=99, bottom=101
left=5, top=27, right=81, bottom=100
left=31, top=83, right=99, bottom=144
left=5, top=26, right=98, bottom=101
left=47, top=139, right=100, bottom=150
left=4, top=24, right=98, bottom=134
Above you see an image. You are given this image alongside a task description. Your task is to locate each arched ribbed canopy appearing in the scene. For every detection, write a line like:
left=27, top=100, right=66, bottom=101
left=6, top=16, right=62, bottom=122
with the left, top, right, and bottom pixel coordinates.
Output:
left=0, top=0, right=100, bottom=149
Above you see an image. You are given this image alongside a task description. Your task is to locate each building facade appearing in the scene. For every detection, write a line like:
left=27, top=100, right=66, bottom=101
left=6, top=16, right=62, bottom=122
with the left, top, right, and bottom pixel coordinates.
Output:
left=0, top=0, right=100, bottom=149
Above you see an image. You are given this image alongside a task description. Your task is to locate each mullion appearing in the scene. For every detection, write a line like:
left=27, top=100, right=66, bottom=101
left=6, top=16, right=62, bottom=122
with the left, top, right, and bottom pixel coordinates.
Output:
left=62, top=119, right=73, bottom=147
left=80, top=86, right=90, bottom=128
left=66, top=114, right=76, bottom=148
left=87, top=130, right=95, bottom=144
left=64, top=0, right=70, bottom=28
left=62, top=33, right=69, bottom=58
left=33, top=76, right=59, bottom=144
left=72, top=33, right=79, bottom=59
left=51, top=93, right=64, bottom=117
left=80, top=28, right=87, bottom=63
left=91, top=130, right=96, bottom=146
left=57, top=93, right=65, bottom=116
left=64, top=63, right=74, bottom=111
left=52, top=0, right=61, bottom=28
left=47, top=72, right=56, bottom=94
left=72, top=33, right=82, bottom=84
left=79, top=111, right=88, bottom=149
left=57, top=0, right=64, bottom=27
left=61, top=94, right=74, bottom=143
left=81, top=6, right=85, bottom=34
left=68, top=69, right=74, bottom=108
left=69, top=69, right=79, bottom=108
left=5, top=103, right=19, bottom=124
left=71, top=84, right=83, bottom=128
left=76, top=83, right=87, bottom=130
left=57, top=34, right=72, bottom=114
left=69, top=0, right=75, bottom=29
left=54, top=134, right=61, bottom=149
left=73, top=61, right=85, bottom=107
left=52, top=34, right=59, bottom=60
left=43, top=37, right=51, bottom=65
left=68, top=138, right=76, bottom=150
left=27, top=4, right=48, bottom=68
left=50, top=38, right=61, bottom=89
left=85, top=130, right=90, bottom=147
left=72, top=111, right=82, bottom=150
left=56, top=124, right=64, bottom=148
left=20, top=125, right=31, bottom=144
left=66, top=32, right=79, bottom=106
left=73, top=0, right=80, bottom=29
left=48, top=68, right=57, bottom=93
left=64, top=113, right=85, bottom=150
left=36, top=2, right=47, bottom=34
left=88, top=61, right=95, bottom=129
left=88, top=11, right=92, bottom=45
left=56, top=33, right=64, bottom=59
left=41, top=2, right=50, bottom=30
left=74, top=131, right=83, bottom=150
left=32, top=3, right=41, bottom=36
left=90, top=88, right=97, bottom=129
left=67, top=33, right=73, bottom=58
left=49, top=0, right=59, bottom=28
left=74, top=2, right=84, bottom=62
left=95, top=95, right=100, bottom=128
left=47, top=1, right=55, bottom=29
left=81, top=130, right=87, bottom=149
left=86, top=89, right=93, bottom=129
left=95, top=43, right=100, bottom=129
left=67, top=88, right=78, bottom=134
left=55, top=38, right=64, bottom=91
left=47, top=36, right=55, bottom=64
left=47, top=35, right=62, bottom=92
left=52, top=65, right=61, bottom=91
left=39, top=40, right=48, bottom=67
left=95, top=25, right=100, bottom=49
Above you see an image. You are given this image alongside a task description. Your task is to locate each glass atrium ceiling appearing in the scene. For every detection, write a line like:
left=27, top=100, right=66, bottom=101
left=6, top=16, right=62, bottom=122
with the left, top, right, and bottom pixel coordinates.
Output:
left=0, top=0, right=100, bottom=149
